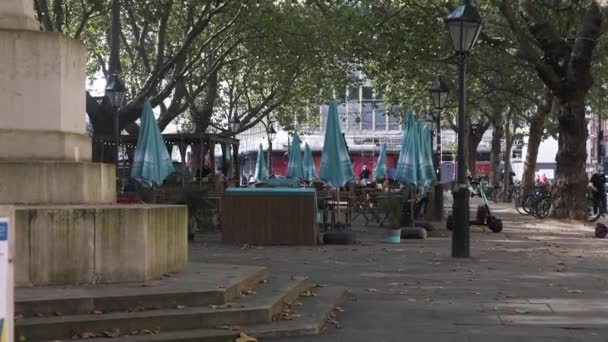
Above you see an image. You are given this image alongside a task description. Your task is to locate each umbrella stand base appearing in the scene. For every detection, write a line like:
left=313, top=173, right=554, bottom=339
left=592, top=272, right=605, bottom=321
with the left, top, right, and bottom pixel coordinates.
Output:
left=323, top=230, right=356, bottom=245
left=401, top=226, right=427, bottom=239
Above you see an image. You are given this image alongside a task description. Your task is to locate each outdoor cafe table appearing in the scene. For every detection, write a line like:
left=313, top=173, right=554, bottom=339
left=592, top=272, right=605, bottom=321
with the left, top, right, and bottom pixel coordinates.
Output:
left=221, top=188, right=319, bottom=245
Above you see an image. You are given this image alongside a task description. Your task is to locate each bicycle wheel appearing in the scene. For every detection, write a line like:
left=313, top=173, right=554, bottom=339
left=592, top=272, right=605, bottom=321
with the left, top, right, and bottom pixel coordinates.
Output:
left=587, top=196, right=601, bottom=222
left=534, top=196, right=552, bottom=219
left=522, top=193, right=533, bottom=215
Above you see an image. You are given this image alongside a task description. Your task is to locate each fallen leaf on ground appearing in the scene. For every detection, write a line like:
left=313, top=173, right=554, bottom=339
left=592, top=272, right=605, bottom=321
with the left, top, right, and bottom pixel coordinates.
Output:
left=81, top=332, right=97, bottom=339
left=241, top=289, right=257, bottom=296
left=140, top=328, right=159, bottom=335
left=103, top=328, right=120, bottom=338
left=300, top=289, right=316, bottom=297
left=236, top=332, right=257, bottom=342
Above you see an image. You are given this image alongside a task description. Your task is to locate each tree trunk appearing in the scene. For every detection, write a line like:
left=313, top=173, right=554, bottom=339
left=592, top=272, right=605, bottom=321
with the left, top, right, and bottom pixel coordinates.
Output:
left=108, top=0, right=122, bottom=76
left=35, top=0, right=54, bottom=31
left=552, top=96, right=588, bottom=219
left=190, top=68, right=219, bottom=135
left=489, top=120, right=504, bottom=188
left=522, top=89, right=554, bottom=194
left=467, top=122, right=490, bottom=178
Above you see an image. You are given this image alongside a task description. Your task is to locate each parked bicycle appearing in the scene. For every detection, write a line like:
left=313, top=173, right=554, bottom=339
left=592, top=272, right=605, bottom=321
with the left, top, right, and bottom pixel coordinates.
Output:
left=514, top=185, right=552, bottom=219
left=489, top=181, right=520, bottom=203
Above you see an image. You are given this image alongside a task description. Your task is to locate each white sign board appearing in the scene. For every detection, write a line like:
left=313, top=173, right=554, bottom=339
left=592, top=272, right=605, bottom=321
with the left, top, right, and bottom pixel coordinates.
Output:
left=0, top=217, right=11, bottom=342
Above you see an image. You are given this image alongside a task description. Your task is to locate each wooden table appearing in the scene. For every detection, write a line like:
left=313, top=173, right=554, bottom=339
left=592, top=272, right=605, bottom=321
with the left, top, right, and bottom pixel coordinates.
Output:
left=221, top=188, right=318, bottom=245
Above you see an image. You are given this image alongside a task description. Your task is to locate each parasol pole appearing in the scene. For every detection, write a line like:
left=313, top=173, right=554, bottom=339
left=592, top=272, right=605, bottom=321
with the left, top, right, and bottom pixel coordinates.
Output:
left=411, top=186, right=415, bottom=227
left=337, top=187, right=341, bottom=227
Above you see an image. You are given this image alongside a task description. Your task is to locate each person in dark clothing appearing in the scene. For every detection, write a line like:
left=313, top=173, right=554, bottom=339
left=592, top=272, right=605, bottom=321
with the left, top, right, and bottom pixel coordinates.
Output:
left=197, top=164, right=212, bottom=179
left=359, top=165, right=371, bottom=181
left=590, top=167, right=606, bottom=214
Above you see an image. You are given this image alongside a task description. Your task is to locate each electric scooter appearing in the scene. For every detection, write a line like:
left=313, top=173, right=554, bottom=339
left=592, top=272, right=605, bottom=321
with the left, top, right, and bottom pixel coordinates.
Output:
left=447, top=177, right=503, bottom=233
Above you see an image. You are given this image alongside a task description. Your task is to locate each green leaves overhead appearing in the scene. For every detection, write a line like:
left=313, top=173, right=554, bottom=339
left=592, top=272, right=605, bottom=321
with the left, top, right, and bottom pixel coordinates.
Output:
left=36, top=0, right=608, bottom=137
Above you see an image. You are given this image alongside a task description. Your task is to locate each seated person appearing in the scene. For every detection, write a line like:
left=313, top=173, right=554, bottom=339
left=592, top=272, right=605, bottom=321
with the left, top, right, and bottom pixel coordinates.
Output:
left=359, top=165, right=371, bottom=184
left=197, top=164, right=212, bottom=179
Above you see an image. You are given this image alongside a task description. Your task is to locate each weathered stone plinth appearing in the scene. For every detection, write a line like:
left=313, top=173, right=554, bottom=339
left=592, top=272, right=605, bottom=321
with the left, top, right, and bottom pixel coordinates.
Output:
left=14, top=204, right=188, bottom=287
left=0, top=30, right=86, bottom=136
left=0, top=0, right=39, bottom=31
left=0, top=129, right=92, bottom=162
left=0, top=160, right=116, bottom=204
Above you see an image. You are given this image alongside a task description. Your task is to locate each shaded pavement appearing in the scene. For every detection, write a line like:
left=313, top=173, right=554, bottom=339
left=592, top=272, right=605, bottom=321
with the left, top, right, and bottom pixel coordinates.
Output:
left=192, top=198, right=608, bottom=341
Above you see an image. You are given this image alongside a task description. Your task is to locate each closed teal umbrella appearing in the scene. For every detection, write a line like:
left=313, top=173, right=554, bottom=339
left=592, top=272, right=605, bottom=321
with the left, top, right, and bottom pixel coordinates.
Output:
left=131, top=100, right=175, bottom=186
left=320, top=102, right=353, bottom=226
left=286, top=132, right=304, bottom=179
left=320, top=102, right=353, bottom=188
left=394, top=110, right=421, bottom=186
left=302, top=143, right=318, bottom=181
left=373, top=143, right=388, bottom=180
left=254, top=143, right=269, bottom=181
left=394, top=110, right=437, bottom=227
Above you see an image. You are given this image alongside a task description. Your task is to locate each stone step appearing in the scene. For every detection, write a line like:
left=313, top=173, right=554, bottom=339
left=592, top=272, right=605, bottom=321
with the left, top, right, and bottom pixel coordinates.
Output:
left=16, top=263, right=269, bottom=318
left=249, top=286, right=348, bottom=339
left=62, top=286, right=348, bottom=342
left=15, top=276, right=309, bottom=341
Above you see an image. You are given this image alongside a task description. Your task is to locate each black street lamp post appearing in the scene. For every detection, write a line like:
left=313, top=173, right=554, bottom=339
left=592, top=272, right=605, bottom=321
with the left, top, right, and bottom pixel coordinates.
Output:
left=267, top=125, right=277, bottom=175
left=430, top=75, right=450, bottom=221
left=444, top=0, right=483, bottom=258
left=105, top=74, right=127, bottom=181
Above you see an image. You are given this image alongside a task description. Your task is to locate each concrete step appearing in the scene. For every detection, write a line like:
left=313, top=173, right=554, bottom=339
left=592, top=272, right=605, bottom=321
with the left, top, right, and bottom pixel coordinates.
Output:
left=16, top=263, right=269, bottom=317
left=15, top=276, right=308, bottom=341
left=62, top=286, right=348, bottom=342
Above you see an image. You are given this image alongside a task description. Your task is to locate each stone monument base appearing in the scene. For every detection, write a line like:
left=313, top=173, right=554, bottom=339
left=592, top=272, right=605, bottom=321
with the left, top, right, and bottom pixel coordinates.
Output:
left=0, top=160, right=116, bottom=205
left=14, top=204, right=188, bottom=287
left=0, top=129, right=92, bottom=162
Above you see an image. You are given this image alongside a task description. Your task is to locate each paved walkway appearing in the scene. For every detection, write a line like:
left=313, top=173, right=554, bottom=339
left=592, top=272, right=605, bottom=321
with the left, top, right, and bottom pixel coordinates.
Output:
left=192, top=199, right=608, bottom=341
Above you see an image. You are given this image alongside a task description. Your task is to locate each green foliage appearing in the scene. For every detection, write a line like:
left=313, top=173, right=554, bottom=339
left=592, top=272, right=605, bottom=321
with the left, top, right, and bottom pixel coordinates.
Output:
left=382, top=196, right=403, bottom=228
left=36, top=0, right=608, bottom=143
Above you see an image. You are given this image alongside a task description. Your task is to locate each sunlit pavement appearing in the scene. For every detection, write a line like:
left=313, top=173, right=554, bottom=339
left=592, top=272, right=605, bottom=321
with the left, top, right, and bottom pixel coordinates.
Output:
left=192, top=197, right=608, bottom=341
